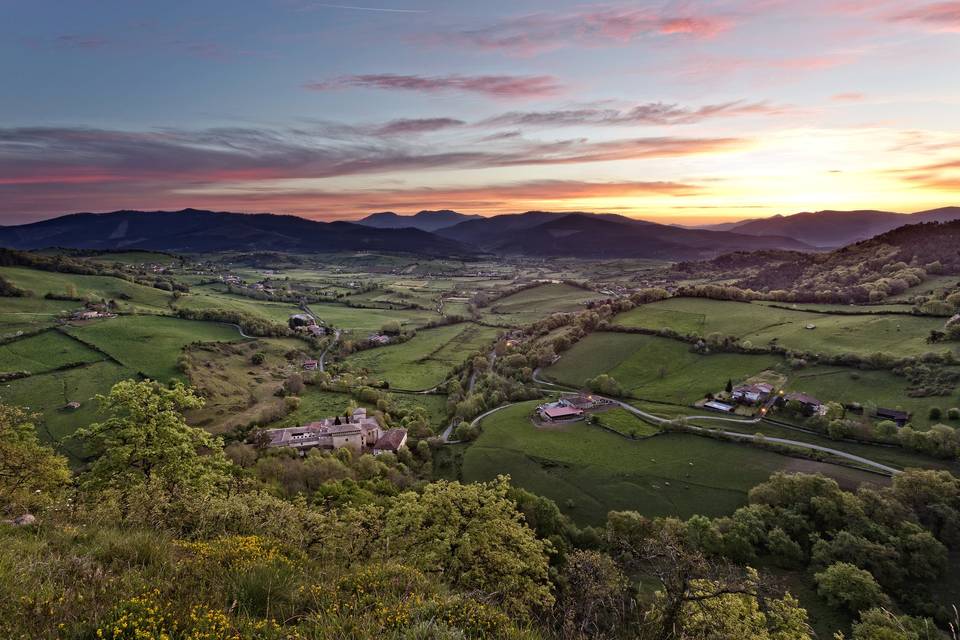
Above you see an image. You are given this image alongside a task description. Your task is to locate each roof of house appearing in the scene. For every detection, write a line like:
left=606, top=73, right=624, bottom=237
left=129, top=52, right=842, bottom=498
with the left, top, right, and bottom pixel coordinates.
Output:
left=542, top=406, right=583, bottom=419
left=785, top=392, right=821, bottom=406
left=374, top=428, right=407, bottom=451
left=705, top=400, right=735, bottom=412
left=877, top=407, right=909, bottom=420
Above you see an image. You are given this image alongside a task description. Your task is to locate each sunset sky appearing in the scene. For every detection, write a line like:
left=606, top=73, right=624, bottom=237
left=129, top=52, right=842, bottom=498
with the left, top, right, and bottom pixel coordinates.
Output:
left=2, top=0, right=960, bottom=225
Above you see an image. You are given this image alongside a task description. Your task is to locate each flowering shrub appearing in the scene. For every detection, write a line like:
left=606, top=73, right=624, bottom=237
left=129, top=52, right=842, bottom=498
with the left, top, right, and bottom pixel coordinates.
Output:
left=176, top=535, right=289, bottom=574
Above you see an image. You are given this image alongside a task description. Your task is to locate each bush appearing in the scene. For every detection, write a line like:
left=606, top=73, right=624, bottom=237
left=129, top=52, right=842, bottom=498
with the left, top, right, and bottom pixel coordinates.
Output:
left=948, top=408, right=960, bottom=421
left=929, top=407, right=943, bottom=421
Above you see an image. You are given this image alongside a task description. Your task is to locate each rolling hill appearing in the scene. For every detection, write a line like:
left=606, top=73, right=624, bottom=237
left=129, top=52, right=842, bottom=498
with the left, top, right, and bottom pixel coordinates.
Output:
left=355, top=209, right=483, bottom=232
left=438, top=211, right=812, bottom=259
left=0, top=209, right=469, bottom=255
left=716, top=207, right=960, bottom=248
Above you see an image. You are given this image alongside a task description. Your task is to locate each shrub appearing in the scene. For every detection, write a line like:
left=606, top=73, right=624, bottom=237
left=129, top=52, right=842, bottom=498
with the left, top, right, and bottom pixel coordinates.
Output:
left=948, top=408, right=960, bottom=421
left=929, top=407, right=943, bottom=421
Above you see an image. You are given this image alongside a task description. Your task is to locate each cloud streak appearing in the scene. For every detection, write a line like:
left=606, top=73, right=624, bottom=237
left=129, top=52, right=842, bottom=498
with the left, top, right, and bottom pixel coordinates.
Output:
left=305, top=73, right=563, bottom=98
left=420, top=4, right=733, bottom=55
left=889, top=2, right=960, bottom=31
left=479, top=101, right=790, bottom=128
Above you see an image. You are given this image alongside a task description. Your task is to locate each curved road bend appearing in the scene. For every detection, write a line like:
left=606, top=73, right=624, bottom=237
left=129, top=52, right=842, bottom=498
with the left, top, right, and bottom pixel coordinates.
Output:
left=524, top=369, right=901, bottom=476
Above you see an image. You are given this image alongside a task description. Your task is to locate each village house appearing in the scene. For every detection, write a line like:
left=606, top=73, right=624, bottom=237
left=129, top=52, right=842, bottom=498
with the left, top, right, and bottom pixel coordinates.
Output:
left=368, top=334, right=391, bottom=346
left=537, top=401, right=584, bottom=422
left=265, top=407, right=399, bottom=453
left=731, top=383, right=774, bottom=405
left=876, top=407, right=910, bottom=427
left=307, top=325, right=326, bottom=337
left=373, top=429, right=408, bottom=455
left=783, top=392, right=825, bottom=416
left=302, top=359, right=319, bottom=371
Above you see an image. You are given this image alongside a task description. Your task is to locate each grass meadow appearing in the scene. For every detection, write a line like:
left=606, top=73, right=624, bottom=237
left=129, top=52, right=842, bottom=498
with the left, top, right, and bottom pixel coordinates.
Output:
left=612, top=297, right=954, bottom=358
left=0, top=266, right=173, bottom=313
left=481, top=283, right=596, bottom=326
left=462, top=401, right=882, bottom=526
left=0, top=330, right=102, bottom=374
left=545, top=332, right=781, bottom=404
left=346, top=323, right=499, bottom=390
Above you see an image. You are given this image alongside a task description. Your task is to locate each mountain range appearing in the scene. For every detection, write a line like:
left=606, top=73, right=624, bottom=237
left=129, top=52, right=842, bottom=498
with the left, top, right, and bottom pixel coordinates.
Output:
left=699, top=206, right=960, bottom=248
left=355, top=210, right=482, bottom=232
left=1, top=206, right=957, bottom=260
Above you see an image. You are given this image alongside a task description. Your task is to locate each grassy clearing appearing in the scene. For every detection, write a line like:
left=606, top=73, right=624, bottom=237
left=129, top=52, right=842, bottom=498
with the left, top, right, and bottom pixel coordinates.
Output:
left=613, top=297, right=955, bottom=358
left=481, top=283, right=596, bottom=326
left=593, top=407, right=661, bottom=438
left=0, top=331, right=102, bottom=374
left=173, top=286, right=300, bottom=323
left=65, top=316, right=242, bottom=382
left=0, top=266, right=173, bottom=313
left=0, top=360, right=137, bottom=450
left=546, top=332, right=781, bottom=404
left=463, top=401, right=882, bottom=526
left=388, top=392, right=450, bottom=431
left=308, top=302, right=441, bottom=333
left=347, top=323, right=498, bottom=390
left=786, top=365, right=954, bottom=430
left=0, top=297, right=84, bottom=335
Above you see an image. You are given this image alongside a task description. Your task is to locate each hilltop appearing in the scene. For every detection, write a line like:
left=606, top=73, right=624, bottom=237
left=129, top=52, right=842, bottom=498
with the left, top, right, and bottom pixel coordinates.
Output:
left=355, top=209, right=483, bottom=232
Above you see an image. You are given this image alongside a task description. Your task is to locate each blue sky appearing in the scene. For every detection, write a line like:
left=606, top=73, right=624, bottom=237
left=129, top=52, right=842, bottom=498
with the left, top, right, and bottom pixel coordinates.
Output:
left=2, top=0, right=960, bottom=223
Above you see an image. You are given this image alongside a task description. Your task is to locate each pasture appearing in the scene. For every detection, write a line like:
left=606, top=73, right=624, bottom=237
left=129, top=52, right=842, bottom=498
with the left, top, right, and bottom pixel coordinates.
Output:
left=0, top=297, right=83, bottom=335
left=613, top=297, right=954, bottom=358
left=0, top=360, right=138, bottom=450
left=0, top=330, right=102, bottom=374
left=65, top=316, right=243, bottom=382
left=0, top=266, right=173, bottom=313
left=174, top=286, right=300, bottom=323
left=463, top=401, right=882, bottom=525
left=346, top=323, right=498, bottom=390
left=545, top=332, right=781, bottom=404
left=308, top=302, right=441, bottom=333
left=481, top=283, right=596, bottom=326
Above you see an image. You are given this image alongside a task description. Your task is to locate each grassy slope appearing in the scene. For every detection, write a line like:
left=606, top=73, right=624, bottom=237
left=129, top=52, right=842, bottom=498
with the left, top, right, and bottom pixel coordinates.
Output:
left=0, top=331, right=102, bottom=374
left=65, top=316, right=242, bottom=382
left=0, top=297, right=85, bottom=334
left=546, top=332, right=781, bottom=404
left=594, top=407, right=661, bottom=438
left=463, top=401, right=882, bottom=526
left=0, top=266, right=173, bottom=313
left=613, top=297, right=956, bottom=358
left=346, top=323, right=498, bottom=390
left=481, top=283, right=596, bottom=326
left=173, top=286, right=300, bottom=323
left=308, top=302, right=441, bottom=334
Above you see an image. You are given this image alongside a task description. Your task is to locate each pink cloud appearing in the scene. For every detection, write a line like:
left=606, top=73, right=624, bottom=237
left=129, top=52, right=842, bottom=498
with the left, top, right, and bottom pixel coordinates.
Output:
left=419, top=5, right=733, bottom=56
left=889, top=2, right=960, bottom=31
left=305, top=73, right=563, bottom=98
left=832, top=92, right=866, bottom=101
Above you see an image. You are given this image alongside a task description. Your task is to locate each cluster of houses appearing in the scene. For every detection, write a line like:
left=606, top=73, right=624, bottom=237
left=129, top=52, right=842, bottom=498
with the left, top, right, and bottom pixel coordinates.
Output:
left=704, top=381, right=912, bottom=427
left=537, top=394, right=614, bottom=422
left=70, top=308, right=115, bottom=321
left=290, top=313, right=328, bottom=339
left=264, top=407, right=407, bottom=455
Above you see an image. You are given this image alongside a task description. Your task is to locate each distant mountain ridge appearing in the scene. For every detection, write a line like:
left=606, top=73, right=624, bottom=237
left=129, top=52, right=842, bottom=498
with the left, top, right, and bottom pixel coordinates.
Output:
left=704, top=207, right=960, bottom=248
left=356, top=210, right=483, bottom=232
left=436, top=211, right=812, bottom=259
left=0, top=209, right=469, bottom=255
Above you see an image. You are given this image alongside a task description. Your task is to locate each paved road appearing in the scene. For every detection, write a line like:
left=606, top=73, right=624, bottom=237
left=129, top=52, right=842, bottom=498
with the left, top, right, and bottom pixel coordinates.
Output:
left=318, top=329, right=341, bottom=372
left=526, top=368, right=900, bottom=476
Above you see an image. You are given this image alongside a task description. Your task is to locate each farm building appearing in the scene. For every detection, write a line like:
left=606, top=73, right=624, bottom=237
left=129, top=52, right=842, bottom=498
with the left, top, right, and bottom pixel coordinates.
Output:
left=265, top=407, right=385, bottom=453
left=368, top=334, right=391, bottom=345
left=783, top=392, right=825, bottom=416
left=537, top=402, right=584, bottom=422
left=563, top=394, right=613, bottom=410
left=731, top=383, right=774, bottom=404
left=306, top=325, right=326, bottom=337
left=704, top=400, right=735, bottom=413
left=876, top=407, right=910, bottom=427
left=302, top=359, right=319, bottom=370
left=373, top=429, right=408, bottom=455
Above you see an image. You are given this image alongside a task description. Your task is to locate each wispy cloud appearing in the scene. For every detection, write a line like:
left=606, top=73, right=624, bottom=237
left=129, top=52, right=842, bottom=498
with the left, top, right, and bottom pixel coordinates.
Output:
left=889, top=2, right=960, bottom=31
left=419, top=4, right=733, bottom=56
left=308, top=2, right=427, bottom=13
left=479, top=101, right=790, bottom=128
left=305, top=73, right=563, bottom=98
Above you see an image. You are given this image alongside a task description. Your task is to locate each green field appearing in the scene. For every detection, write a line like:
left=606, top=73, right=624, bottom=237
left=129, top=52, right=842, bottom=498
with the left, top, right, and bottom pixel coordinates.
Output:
left=65, top=316, right=242, bottom=382
left=0, top=330, right=102, bottom=374
left=0, top=297, right=85, bottom=335
left=173, top=286, right=300, bottom=323
left=546, top=332, right=781, bottom=404
left=613, top=297, right=955, bottom=358
left=481, top=283, right=596, bottom=326
left=463, top=401, right=882, bottom=525
left=593, top=407, right=661, bottom=438
left=0, top=266, right=173, bottom=313
left=346, top=323, right=498, bottom=390
left=308, top=302, right=441, bottom=333
left=786, top=366, right=955, bottom=430
left=0, top=360, right=138, bottom=449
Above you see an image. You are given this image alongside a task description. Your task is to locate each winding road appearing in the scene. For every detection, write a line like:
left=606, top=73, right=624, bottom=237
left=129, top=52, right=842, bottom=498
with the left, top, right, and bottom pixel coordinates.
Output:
left=519, top=368, right=901, bottom=476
